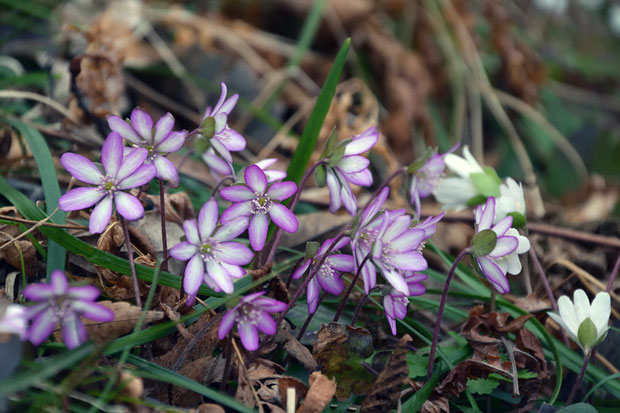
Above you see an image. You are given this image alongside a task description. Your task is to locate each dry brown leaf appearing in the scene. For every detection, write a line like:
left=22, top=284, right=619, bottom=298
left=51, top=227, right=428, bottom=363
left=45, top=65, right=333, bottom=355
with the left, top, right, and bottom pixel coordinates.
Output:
left=513, top=293, right=551, bottom=313
left=146, top=191, right=195, bottom=226
left=296, top=371, right=336, bottom=413
left=0, top=236, right=37, bottom=274
left=96, top=220, right=123, bottom=252
left=273, top=321, right=318, bottom=371
left=195, top=404, right=226, bottom=413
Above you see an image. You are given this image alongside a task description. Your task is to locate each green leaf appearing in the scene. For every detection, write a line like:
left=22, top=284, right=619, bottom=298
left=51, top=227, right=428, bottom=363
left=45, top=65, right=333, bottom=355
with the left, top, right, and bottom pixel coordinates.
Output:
left=314, top=164, right=327, bottom=187
left=470, top=168, right=501, bottom=198
left=200, top=116, right=216, bottom=139
left=470, top=229, right=497, bottom=257
left=327, top=142, right=347, bottom=168
left=193, top=136, right=210, bottom=154
left=465, top=194, right=488, bottom=207
left=321, top=128, right=339, bottom=158
left=556, top=403, right=599, bottom=413
left=507, top=211, right=526, bottom=228
left=305, top=241, right=320, bottom=259
left=577, top=317, right=597, bottom=351
left=466, top=377, right=499, bottom=395
left=285, top=39, right=350, bottom=185
left=406, top=352, right=428, bottom=378
left=6, top=118, right=66, bottom=279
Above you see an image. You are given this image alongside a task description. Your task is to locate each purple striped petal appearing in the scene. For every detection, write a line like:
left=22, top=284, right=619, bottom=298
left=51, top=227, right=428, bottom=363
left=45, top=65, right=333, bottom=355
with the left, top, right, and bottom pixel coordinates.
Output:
left=328, top=255, right=354, bottom=272
left=130, top=107, right=153, bottom=142
left=198, top=198, right=218, bottom=240
left=106, top=115, right=141, bottom=144
left=249, top=214, right=269, bottom=251
left=184, top=254, right=205, bottom=304
left=116, top=147, right=148, bottom=182
left=153, top=155, right=179, bottom=188
left=340, top=169, right=373, bottom=187
left=326, top=171, right=341, bottom=213
left=255, top=311, right=277, bottom=335
left=318, top=270, right=344, bottom=295
left=477, top=257, right=510, bottom=294
left=66, top=285, right=100, bottom=301
left=207, top=261, right=234, bottom=294
left=244, top=165, right=267, bottom=194
left=390, top=230, right=425, bottom=251
left=59, top=187, right=104, bottom=211
left=60, top=153, right=102, bottom=185
left=183, top=220, right=200, bottom=245
left=101, top=132, right=124, bottom=178
left=408, top=282, right=426, bottom=296
left=220, top=185, right=254, bottom=202
left=170, top=241, right=198, bottom=261
left=389, top=251, right=428, bottom=272
left=337, top=156, right=369, bottom=173
left=267, top=181, right=297, bottom=201
left=492, top=216, right=513, bottom=236
left=361, top=259, right=377, bottom=294
left=489, top=236, right=518, bottom=258
left=27, top=308, right=57, bottom=346
left=340, top=184, right=358, bottom=216
left=218, top=309, right=237, bottom=339
left=292, top=259, right=311, bottom=280
left=477, top=197, right=495, bottom=231
left=72, top=300, right=114, bottom=322
left=89, top=196, right=113, bottom=234
left=361, top=187, right=389, bottom=227
left=383, top=216, right=412, bottom=243
left=62, top=311, right=86, bottom=349
left=384, top=295, right=395, bottom=319
left=118, top=164, right=156, bottom=190
left=253, top=297, right=287, bottom=312
left=307, top=277, right=320, bottom=314
left=238, top=322, right=259, bottom=351
left=203, top=150, right=234, bottom=176
left=156, top=131, right=186, bottom=153
left=221, top=202, right=252, bottom=223
left=269, top=203, right=298, bottom=233
left=50, top=270, right=68, bottom=294
left=221, top=262, right=246, bottom=278
left=218, top=242, right=254, bottom=265
left=23, top=283, right=53, bottom=301
left=153, top=113, right=174, bottom=145
left=210, top=138, right=232, bottom=163
left=344, top=127, right=378, bottom=156
left=384, top=270, right=410, bottom=295
left=214, top=217, right=249, bottom=241
left=218, top=90, right=238, bottom=116
left=216, top=128, right=245, bottom=151
left=115, top=192, right=144, bottom=221
left=211, top=83, right=228, bottom=115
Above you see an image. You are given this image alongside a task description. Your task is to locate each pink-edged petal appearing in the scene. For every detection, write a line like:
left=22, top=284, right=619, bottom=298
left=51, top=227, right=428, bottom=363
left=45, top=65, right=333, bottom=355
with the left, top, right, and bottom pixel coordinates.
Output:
left=101, top=132, right=124, bottom=178
left=221, top=202, right=252, bottom=223
left=307, top=277, right=320, bottom=314
left=255, top=311, right=277, bottom=335
left=106, top=115, right=141, bottom=144
left=492, top=216, right=513, bottom=236
left=170, top=241, right=198, bottom=261
left=338, top=156, right=369, bottom=173
left=361, top=187, right=389, bottom=227
left=267, top=181, right=297, bottom=201
left=221, top=263, right=246, bottom=278
left=116, top=147, right=148, bottom=182
left=27, top=308, right=57, bottom=346
left=89, top=195, right=113, bottom=234
left=244, top=165, right=267, bottom=194
left=328, top=255, right=354, bottom=272
left=62, top=312, right=87, bottom=349
left=387, top=314, right=397, bottom=336
left=477, top=197, right=495, bottom=231
left=118, top=164, right=156, bottom=190
left=344, top=127, right=378, bottom=156
left=408, top=283, right=426, bottom=296
left=318, top=270, right=344, bottom=295
left=59, top=187, right=104, bottom=211
left=153, top=113, right=174, bottom=145
left=383, top=216, right=412, bottom=243
left=130, top=107, right=153, bottom=142
left=203, top=150, right=235, bottom=176
left=390, top=230, right=426, bottom=251
left=49, top=270, right=68, bottom=295
left=477, top=257, right=510, bottom=294
left=326, top=171, right=341, bottom=213
left=214, top=217, right=249, bottom=241
left=156, top=131, right=186, bottom=153
left=389, top=251, right=428, bottom=272
left=264, top=170, right=287, bottom=183
left=216, top=128, right=245, bottom=151
left=115, top=192, right=145, bottom=221
left=198, top=198, right=218, bottom=240
left=211, top=83, right=228, bottom=114
left=340, top=185, right=358, bottom=216
left=361, top=260, right=377, bottom=294
left=384, top=295, right=395, bottom=319
left=220, top=185, right=254, bottom=202
left=253, top=297, right=287, bottom=312
left=269, top=203, right=298, bottom=233
left=238, top=321, right=259, bottom=351
left=383, top=270, right=410, bottom=295
left=249, top=214, right=269, bottom=251
left=60, top=153, right=102, bottom=185
left=488, top=236, right=518, bottom=258
left=153, top=156, right=179, bottom=188
left=72, top=300, right=114, bottom=322
left=66, top=285, right=100, bottom=301
left=211, top=138, right=232, bottom=163
left=23, top=283, right=53, bottom=301
left=332, top=236, right=350, bottom=250
left=292, top=259, right=311, bottom=280
left=218, top=91, right=238, bottom=116
left=218, top=242, right=254, bottom=265
left=218, top=309, right=237, bottom=339
left=184, top=254, right=205, bottom=302
left=341, top=169, right=373, bottom=187
left=183, top=220, right=200, bottom=245
left=207, top=260, right=234, bottom=294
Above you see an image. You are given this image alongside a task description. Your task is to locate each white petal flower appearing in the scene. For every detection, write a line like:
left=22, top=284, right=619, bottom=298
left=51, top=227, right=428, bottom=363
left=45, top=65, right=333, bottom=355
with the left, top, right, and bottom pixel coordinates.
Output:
left=548, top=289, right=611, bottom=351
left=433, top=177, right=479, bottom=211
left=0, top=304, right=27, bottom=339
left=444, top=146, right=484, bottom=178
left=495, top=178, right=526, bottom=224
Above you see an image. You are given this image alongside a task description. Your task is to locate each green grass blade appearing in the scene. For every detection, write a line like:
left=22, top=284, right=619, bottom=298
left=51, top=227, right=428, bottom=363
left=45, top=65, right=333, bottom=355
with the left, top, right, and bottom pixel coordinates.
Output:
left=285, top=38, right=351, bottom=185
left=6, top=118, right=66, bottom=278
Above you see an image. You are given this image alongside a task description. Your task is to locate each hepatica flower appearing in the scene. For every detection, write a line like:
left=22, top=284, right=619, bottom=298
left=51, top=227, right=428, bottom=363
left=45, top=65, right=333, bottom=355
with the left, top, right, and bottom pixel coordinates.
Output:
left=548, top=290, right=610, bottom=351
left=472, top=197, right=529, bottom=294
left=383, top=272, right=427, bottom=335
left=23, top=270, right=114, bottom=349
left=107, top=108, right=187, bottom=187
left=170, top=198, right=253, bottom=303
left=220, top=165, right=298, bottom=251
left=325, top=127, right=378, bottom=216
left=495, top=177, right=526, bottom=225
left=218, top=291, right=287, bottom=351
left=59, top=132, right=156, bottom=234
left=255, top=158, right=287, bottom=183
left=292, top=237, right=354, bottom=313
left=0, top=303, right=27, bottom=339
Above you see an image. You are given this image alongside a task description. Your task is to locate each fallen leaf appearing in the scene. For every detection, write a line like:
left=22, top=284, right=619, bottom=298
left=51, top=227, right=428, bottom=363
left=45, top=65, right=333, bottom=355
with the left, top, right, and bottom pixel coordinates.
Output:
left=273, top=320, right=318, bottom=371
left=195, top=404, right=225, bottom=413
left=297, top=372, right=337, bottom=413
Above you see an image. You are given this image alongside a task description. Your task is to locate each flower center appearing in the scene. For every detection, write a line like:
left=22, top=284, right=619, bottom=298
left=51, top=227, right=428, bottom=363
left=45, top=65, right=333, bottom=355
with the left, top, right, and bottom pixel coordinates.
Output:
left=199, top=239, right=220, bottom=262
left=238, top=303, right=262, bottom=325
left=49, top=298, right=73, bottom=322
left=98, top=176, right=119, bottom=195
left=250, top=193, right=272, bottom=215
left=313, top=257, right=335, bottom=280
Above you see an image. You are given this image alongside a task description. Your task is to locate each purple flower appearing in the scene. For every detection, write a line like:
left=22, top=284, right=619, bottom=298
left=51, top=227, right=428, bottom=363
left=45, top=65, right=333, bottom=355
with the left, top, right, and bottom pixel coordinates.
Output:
left=292, top=237, right=354, bottom=313
left=383, top=272, right=427, bottom=335
left=23, top=270, right=114, bottom=349
left=473, top=197, right=525, bottom=294
left=170, top=198, right=253, bottom=303
left=203, top=83, right=246, bottom=166
left=255, top=158, right=287, bottom=183
left=106, top=108, right=187, bottom=188
left=59, top=132, right=156, bottom=234
left=412, top=212, right=445, bottom=246
left=202, top=148, right=236, bottom=181
left=352, top=187, right=428, bottom=295
left=0, top=303, right=27, bottom=339
left=219, top=165, right=298, bottom=251
left=409, top=145, right=458, bottom=219
left=326, top=127, right=378, bottom=215
left=217, top=291, right=287, bottom=351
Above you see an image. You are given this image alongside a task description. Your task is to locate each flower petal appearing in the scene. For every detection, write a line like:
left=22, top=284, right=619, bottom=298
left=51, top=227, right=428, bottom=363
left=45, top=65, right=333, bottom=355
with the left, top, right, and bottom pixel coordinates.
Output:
left=207, top=260, right=234, bottom=294
left=238, top=322, right=259, bottom=351
left=220, top=185, right=254, bottom=202
left=101, top=132, right=124, bottom=178
left=66, top=285, right=100, bottom=301
left=221, top=263, right=246, bottom=278
left=118, top=164, right=156, bottom=190
left=214, top=217, right=249, bottom=241
left=488, top=236, right=518, bottom=258
left=183, top=219, right=200, bottom=245
left=198, top=198, right=218, bottom=240
left=62, top=311, right=86, bottom=349
left=153, top=112, right=174, bottom=145
left=477, top=197, right=495, bottom=231
left=492, top=216, right=513, bottom=236
left=116, top=147, right=148, bottom=182
left=292, top=259, right=311, bottom=280
left=389, top=251, right=428, bottom=272
left=59, top=187, right=104, bottom=211
left=131, top=107, right=153, bottom=142
left=558, top=295, right=579, bottom=337
left=318, top=270, right=344, bottom=295
left=255, top=311, right=277, bottom=335
left=218, top=309, right=237, bottom=339
left=49, top=270, right=68, bottom=294
left=249, top=214, right=269, bottom=251
left=72, top=300, right=114, bottom=322
left=184, top=254, right=205, bottom=305
left=107, top=115, right=142, bottom=144
left=307, top=277, right=320, bottom=314
left=477, top=257, right=509, bottom=294
left=153, top=156, right=179, bottom=188
left=269, top=203, right=298, bottom=233
left=89, top=195, right=113, bottom=234
left=60, top=153, right=102, bottom=185
left=338, top=156, right=369, bottom=173
left=361, top=187, right=389, bottom=227
left=267, top=181, right=297, bottom=201
left=390, top=230, right=425, bottom=251
left=170, top=241, right=198, bottom=261
left=383, top=216, right=412, bottom=243
left=340, top=168, right=373, bottom=187
left=218, top=242, right=254, bottom=265
left=216, top=128, right=245, bottom=151
left=156, top=130, right=186, bottom=153
left=590, top=292, right=611, bottom=336
left=573, top=289, right=591, bottom=325
left=115, top=192, right=145, bottom=221
left=344, top=127, right=378, bottom=156
left=326, top=171, right=341, bottom=213
left=383, top=269, right=409, bottom=295
left=27, top=308, right=57, bottom=346
left=244, top=165, right=267, bottom=193
left=23, top=283, right=53, bottom=301
left=340, top=184, right=358, bottom=216
left=328, top=254, right=354, bottom=272
left=221, top=202, right=252, bottom=223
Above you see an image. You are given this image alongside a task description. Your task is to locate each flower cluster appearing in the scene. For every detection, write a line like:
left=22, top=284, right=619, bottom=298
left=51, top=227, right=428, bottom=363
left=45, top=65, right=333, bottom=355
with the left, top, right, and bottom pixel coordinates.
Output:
left=383, top=272, right=427, bottom=335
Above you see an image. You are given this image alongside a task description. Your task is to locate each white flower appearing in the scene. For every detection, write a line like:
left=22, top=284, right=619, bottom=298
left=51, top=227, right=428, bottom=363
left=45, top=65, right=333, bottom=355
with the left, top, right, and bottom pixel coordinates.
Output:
left=0, top=303, right=27, bottom=339
left=548, top=289, right=611, bottom=351
left=533, top=0, right=568, bottom=15
left=433, top=146, right=483, bottom=211
left=495, top=178, right=526, bottom=224
left=444, top=146, right=484, bottom=177
left=496, top=228, right=531, bottom=275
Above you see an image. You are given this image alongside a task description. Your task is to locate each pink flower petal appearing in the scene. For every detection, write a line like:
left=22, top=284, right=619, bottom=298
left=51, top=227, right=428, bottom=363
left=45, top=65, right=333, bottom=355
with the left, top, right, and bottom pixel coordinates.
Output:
left=59, top=187, right=104, bottom=211
left=153, top=112, right=174, bottom=145
left=27, top=308, right=57, bottom=346
left=249, top=214, right=268, bottom=251
left=50, top=270, right=68, bottom=295
left=183, top=219, right=200, bottom=245
left=255, top=311, right=277, bottom=335
left=184, top=254, right=205, bottom=304
left=477, top=197, right=495, bottom=231
left=244, top=165, right=267, bottom=194
left=101, top=132, right=124, bottom=178
left=206, top=260, right=234, bottom=294
left=89, top=195, right=113, bottom=234
left=106, top=115, right=141, bottom=144
left=62, top=311, right=87, bottom=349
left=344, top=127, right=378, bottom=156
left=267, top=181, right=297, bottom=201
left=328, top=254, right=354, bottom=272
left=340, top=168, right=373, bottom=187
left=23, top=283, right=53, bottom=301
left=157, top=131, right=186, bottom=153
left=66, top=285, right=100, bottom=301
left=170, top=241, right=198, bottom=261
left=216, top=128, right=245, bottom=151
left=60, top=153, right=102, bottom=185
left=118, top=164, right=156, bottom=190
left=389, top=251, right=428, bottom=272
left=214, top=217, right=249, bottom=241
left=198, top=198, right=218, bottom=240
left=337, top=156, right=369, bottom=173
left=268, top=203, right=298, bottom=233
left=218, top=242, right=254, bottom=265
left=361, top=187, right=389, bottom=227
left=115, top=192, right=144, bottom=221
left=488, top=235, right=518, bottom=258
left=477, top=257, right=509, bottom=294
left=238, top=321, right=259, bottom=351
left=153, top=156, right=179, bottom=188
left=326, top=171, right=341, bottom=213
left=221, top=202, right=252, bottom=223
left=130, top=107, right=153, bottom=142
left=72, top=300, right=114, bottom=322
left=220, top=185, right=254, bottom=202
left=218, top=309, right=236, bottom=339
left=116, top=147, right=148, bottom=183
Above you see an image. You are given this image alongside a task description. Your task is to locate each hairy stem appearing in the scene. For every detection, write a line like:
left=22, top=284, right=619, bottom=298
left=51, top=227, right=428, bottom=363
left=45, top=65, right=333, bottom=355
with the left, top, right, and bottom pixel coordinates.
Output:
left=566, top=351, right=592, bottom=404
left=120, top=217, right=142, bottom=307
left=158, top=179, right=169, bottom=272
left=427, top=249, right=469, bottom=379
left=334, top=253, right=372, bottom=323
